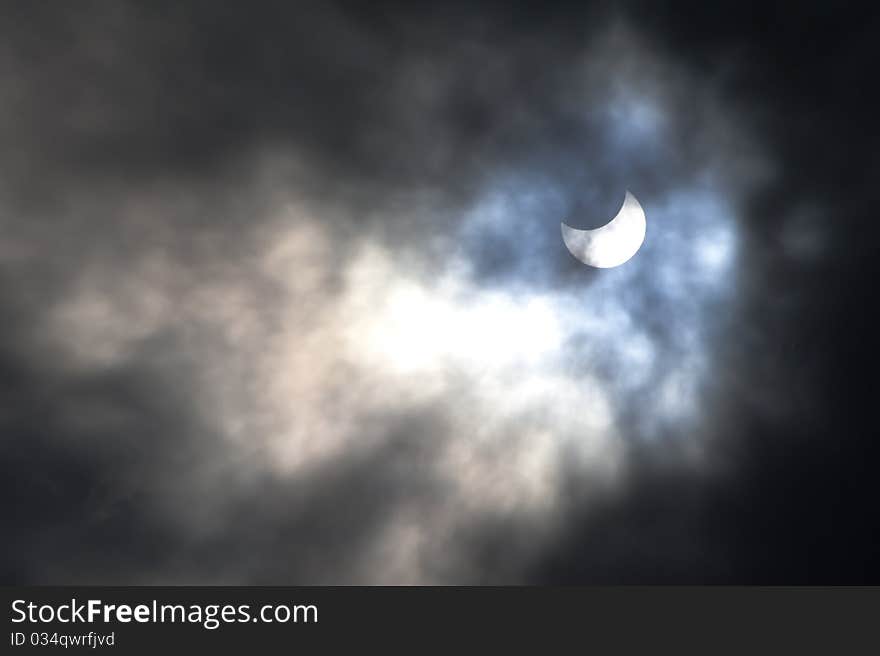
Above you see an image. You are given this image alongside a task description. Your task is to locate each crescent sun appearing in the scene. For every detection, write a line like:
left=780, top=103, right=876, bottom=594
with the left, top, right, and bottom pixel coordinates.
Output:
left=561, top=191, right=647, bottom=268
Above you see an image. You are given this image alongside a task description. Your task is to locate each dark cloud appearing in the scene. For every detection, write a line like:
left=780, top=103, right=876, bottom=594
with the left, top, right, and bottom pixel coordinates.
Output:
left=2, top=1, right=879, bottom=583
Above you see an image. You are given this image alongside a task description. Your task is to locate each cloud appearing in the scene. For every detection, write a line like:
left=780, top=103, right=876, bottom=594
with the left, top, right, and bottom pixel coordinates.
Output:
left=2, top=1, right=879, bottom=584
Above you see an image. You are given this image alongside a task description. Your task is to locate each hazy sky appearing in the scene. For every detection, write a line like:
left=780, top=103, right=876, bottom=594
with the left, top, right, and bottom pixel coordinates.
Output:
left=3, top=1, right=879, bottom=584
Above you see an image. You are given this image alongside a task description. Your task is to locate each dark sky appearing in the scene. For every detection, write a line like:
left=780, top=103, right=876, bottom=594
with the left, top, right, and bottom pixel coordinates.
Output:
left=2, top=1, right=879, bottom=584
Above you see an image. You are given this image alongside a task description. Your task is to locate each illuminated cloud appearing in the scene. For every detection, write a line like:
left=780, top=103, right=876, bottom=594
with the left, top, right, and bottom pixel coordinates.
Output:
left=35, top=156, right=743, bottom=582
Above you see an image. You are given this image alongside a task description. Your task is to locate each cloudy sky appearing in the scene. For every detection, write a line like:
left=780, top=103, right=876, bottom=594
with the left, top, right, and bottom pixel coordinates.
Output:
left=3, top=1, right=879, bottom=584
